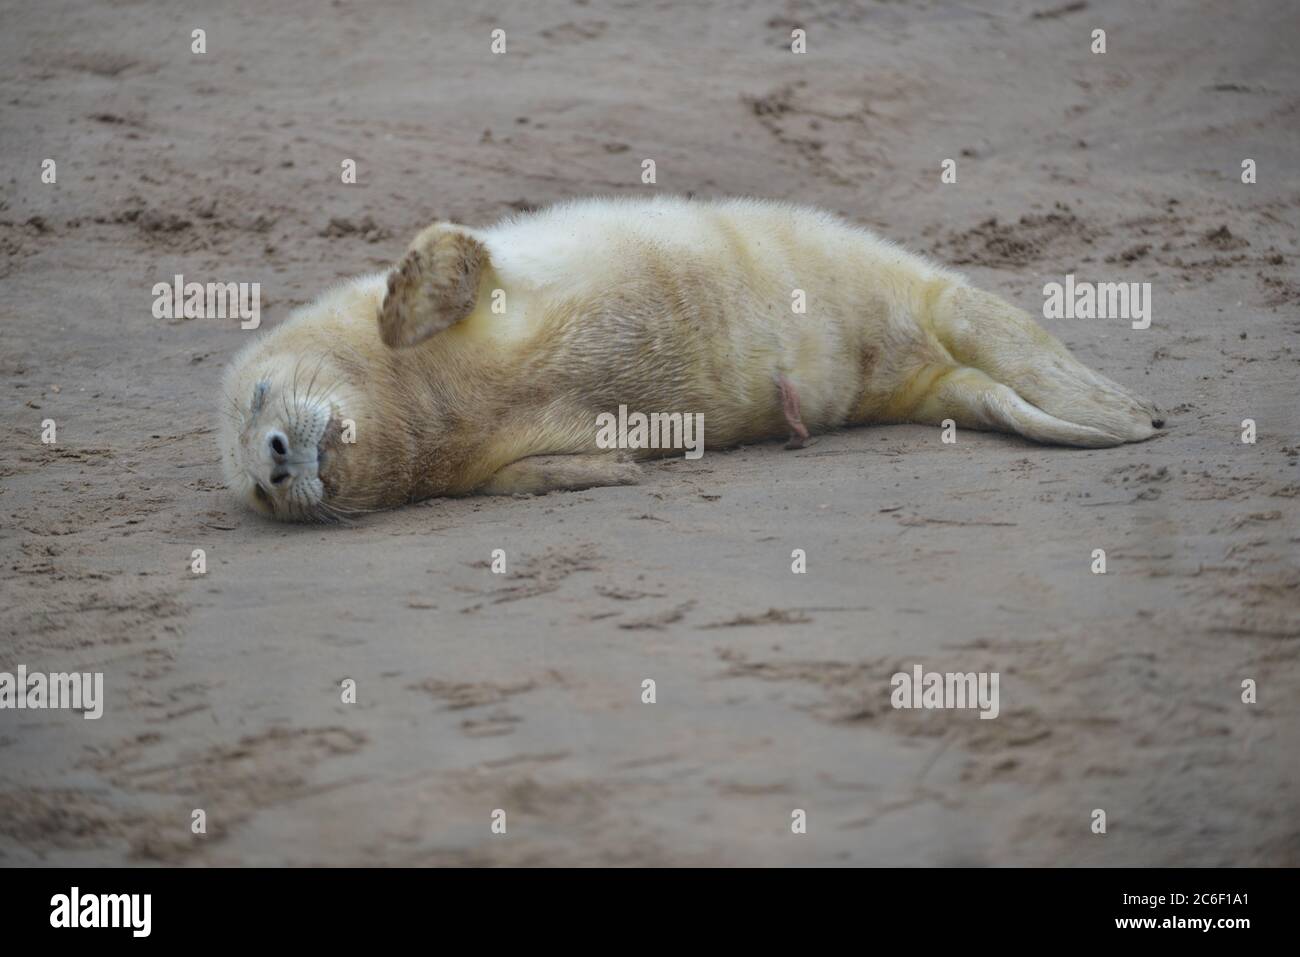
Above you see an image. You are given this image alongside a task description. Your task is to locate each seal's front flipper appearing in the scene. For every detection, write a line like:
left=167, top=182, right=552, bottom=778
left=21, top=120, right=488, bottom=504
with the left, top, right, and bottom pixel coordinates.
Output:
left=377, top=223, right=488, bottom=348
left=476, top=454, right=642, bottom=496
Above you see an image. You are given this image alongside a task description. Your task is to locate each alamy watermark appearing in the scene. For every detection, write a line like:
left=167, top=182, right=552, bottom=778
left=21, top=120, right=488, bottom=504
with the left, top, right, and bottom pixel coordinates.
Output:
left=0, top=665, right=103, bottom=719
left=50, top=887, right=150, bottom=937
left=890, top=665, right=999, bottom=719
left=153, top=274, right=260, bottom=329
left=1043, top=274, right=1151, bottom=330
left=595, top=405, right=704, bottom=459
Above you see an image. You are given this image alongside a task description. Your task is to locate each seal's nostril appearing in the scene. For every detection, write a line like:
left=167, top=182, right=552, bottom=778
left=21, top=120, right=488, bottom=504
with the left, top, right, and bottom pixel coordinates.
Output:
left=267, top=430, right=289, bottom=458
left=270, top=469, right=290, bottom=485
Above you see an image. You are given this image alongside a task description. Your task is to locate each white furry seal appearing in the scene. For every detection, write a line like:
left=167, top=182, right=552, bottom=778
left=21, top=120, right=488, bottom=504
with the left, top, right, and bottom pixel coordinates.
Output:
left=219, top=196, right=1162, bottom=521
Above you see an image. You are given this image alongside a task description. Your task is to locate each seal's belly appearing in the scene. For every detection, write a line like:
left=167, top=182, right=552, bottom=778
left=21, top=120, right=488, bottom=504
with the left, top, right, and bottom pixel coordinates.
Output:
left=545, top=268, right=881, bottom=449
left=486, top=202, right=948, bottom=451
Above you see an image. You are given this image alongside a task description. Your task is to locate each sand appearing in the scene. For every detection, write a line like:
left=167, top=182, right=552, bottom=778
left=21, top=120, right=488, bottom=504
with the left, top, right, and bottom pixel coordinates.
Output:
left=1, top=0, right=1297, bottom=866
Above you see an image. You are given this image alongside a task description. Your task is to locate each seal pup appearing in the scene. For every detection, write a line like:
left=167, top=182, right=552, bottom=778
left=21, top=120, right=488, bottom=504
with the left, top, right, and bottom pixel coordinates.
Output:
left=219, top=196, right=1162, bottom=521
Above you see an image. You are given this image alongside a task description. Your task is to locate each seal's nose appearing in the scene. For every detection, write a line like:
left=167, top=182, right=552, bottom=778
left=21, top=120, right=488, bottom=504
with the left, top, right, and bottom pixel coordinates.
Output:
left=266, top=429, right=289, bottom=460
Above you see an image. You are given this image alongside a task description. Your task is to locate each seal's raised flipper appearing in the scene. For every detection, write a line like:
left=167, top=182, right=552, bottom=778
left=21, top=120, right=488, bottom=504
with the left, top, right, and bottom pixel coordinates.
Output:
left=476, top=454, right=642, bottom=496
left=377, top=223, right=488, bottom=348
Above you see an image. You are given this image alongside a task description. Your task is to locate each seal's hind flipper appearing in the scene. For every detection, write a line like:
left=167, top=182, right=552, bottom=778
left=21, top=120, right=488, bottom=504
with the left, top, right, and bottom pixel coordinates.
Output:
left=909, top=365, right=1129, bottom=448
left=927, top=285, right=1163, bottom=444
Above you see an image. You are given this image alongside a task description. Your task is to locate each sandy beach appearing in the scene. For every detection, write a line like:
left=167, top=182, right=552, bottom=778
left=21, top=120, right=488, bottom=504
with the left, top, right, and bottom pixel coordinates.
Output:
left=1, top=0, right=1297, bottom=865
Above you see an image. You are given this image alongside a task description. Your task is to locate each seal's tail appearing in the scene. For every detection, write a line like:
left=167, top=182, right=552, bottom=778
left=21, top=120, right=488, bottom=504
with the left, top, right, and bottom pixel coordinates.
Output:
left=910, top=284, right=1163, bottom=447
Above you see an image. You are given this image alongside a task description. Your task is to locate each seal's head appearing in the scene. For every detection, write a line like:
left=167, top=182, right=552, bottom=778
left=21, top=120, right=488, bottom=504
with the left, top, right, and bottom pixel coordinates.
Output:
left=218, top=278, right=390, bottom=522
left=219, top=229, right=502, bottom=521
left=219, top=358, right=345, bottom=521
